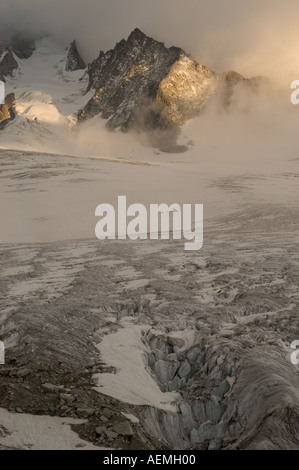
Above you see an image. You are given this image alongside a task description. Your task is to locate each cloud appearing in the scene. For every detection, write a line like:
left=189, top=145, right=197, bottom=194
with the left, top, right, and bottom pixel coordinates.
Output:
left=0, top=0, right=299, bottom=85
left=0, top=0, right=298, bottom=161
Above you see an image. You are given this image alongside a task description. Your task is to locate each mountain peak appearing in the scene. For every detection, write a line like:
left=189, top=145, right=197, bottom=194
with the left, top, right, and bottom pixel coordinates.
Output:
left=127, top=28, right=148, bottom=42
left=65, top=40, right=86, bottom=72
left=80, top=29, right=183, bottom=134
left=0, top=41, right=18, bottom=83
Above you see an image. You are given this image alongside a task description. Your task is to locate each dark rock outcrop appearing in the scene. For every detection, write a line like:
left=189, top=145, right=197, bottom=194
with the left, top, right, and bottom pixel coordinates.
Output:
left=10, top=34, right=36, bottom=59
left=0, top=41, right=18, bottom=82
left=65, top=40, right=86, bottom=72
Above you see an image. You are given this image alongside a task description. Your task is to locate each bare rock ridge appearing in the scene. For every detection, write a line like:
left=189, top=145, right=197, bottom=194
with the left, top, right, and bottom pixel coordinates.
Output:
left=79, top=28, right=183, bottom=131
left=0, top=41, right=18, bottom=83
left=78, top=28, right=263, bottom=136
left=65, top=40, right=86, bottom=72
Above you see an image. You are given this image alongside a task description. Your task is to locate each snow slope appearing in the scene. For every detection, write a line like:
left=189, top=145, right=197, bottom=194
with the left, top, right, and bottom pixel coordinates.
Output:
left=0, top=408, right=104, bottom=450
left=94, top=321, right=179, bottom=410
left=1, top=37, right=93, bottom=154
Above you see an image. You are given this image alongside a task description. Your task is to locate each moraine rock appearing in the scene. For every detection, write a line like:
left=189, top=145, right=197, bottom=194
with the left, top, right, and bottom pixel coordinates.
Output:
left=105, top=430, right=118, bottom=440
left=16, top=368, right=31, bottom=378
left=96, top=426, right=106, bottom=436
left=65, top=40, right=86, bottom=72
left=76, top=407, right=95, bottom=417
left=111, top=421, right=134, bottom=437
left=41, top=382, right=65, bottom=393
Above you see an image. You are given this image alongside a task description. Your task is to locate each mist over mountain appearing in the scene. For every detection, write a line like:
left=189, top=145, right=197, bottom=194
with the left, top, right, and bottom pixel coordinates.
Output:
left=0, top=28, right=269, bottom=151
left=1, top=0, right=299, bottom=86
left=79, top=28, right=268, bottom=137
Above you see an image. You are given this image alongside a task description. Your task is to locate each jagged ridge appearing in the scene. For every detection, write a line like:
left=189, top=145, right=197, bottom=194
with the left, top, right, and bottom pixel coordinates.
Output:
left=79, top=28, right=183, bottom=131
left=78, top=28, right=263, bottom=135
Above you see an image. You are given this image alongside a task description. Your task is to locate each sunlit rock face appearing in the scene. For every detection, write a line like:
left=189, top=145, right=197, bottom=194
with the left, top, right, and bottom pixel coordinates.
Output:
left=156, top=54, right=216, bottom=125
left=0, top=41, right=18, bottom=82
left=0, top=93, right=16, bottom=129
left=78, top=28, right=264, bottom=135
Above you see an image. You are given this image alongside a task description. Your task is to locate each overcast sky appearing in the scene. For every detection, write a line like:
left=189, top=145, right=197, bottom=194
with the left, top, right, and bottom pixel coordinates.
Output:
left=1, top=0, right=299, bottom=84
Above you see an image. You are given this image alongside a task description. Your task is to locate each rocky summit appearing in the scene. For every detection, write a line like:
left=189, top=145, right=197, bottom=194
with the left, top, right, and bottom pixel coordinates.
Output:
left=65, top=40, right=86, bottom=72
left=79, top=28, right=184, bottom=131
left=0, top=29, right=268, bottom=149
left=78, top=28, right=262, bottom=136
left=0, top=41, right=18, bottom=83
